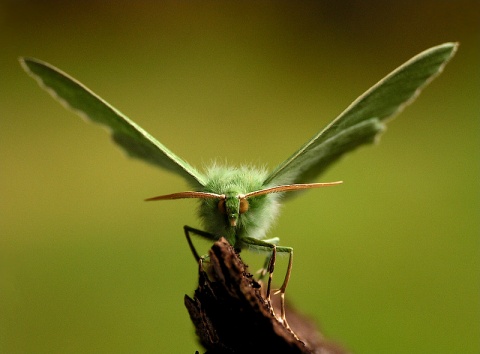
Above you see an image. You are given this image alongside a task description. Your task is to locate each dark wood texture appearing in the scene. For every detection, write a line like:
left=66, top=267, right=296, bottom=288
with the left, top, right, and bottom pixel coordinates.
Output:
left=185, top=238, right=348, bottom=354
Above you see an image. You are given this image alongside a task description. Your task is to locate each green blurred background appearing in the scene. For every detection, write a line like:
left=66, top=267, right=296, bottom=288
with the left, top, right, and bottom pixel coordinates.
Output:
left=1, top=2, right=479, bottom=353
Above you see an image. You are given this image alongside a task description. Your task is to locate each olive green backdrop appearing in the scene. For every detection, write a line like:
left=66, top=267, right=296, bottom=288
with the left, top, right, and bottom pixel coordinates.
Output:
left=1, top=2, right=479, bottom=353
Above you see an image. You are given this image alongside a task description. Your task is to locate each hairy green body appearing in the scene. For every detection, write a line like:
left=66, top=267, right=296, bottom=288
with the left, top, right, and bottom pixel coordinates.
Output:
left=200, top=165, right=280, bottom=248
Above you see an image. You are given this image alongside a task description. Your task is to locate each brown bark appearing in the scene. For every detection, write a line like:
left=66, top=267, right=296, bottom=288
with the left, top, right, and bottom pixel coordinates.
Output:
left=185, top=238, right=348, bottom=354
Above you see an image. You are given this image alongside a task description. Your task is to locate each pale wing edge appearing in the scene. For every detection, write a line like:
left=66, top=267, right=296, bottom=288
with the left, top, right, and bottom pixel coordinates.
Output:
left=265, top=42, right=458, bottom=186
left=20, top=57, right=206, bottom=188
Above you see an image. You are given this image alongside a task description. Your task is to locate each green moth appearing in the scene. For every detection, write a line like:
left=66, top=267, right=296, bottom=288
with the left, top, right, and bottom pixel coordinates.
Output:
left=20, top=43, right=457, bottom=328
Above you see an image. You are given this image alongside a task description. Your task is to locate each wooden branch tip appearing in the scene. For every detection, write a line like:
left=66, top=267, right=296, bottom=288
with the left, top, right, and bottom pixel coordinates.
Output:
left=185, top=238, right=349, bottom=354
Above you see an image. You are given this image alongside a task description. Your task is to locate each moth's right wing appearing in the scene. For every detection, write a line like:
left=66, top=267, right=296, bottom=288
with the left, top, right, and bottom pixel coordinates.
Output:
left=21, top=58, right=206, bottom=188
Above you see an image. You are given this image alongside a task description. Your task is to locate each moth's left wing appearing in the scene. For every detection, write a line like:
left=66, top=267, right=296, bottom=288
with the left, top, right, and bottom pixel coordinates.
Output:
left=264, top=43, right=458, bottom=187
left=20, top=58, right=206, bottom=188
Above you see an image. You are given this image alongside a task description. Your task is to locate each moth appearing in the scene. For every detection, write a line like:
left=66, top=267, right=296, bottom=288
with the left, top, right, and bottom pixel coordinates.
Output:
left=20, top=42, right=457, bottom=327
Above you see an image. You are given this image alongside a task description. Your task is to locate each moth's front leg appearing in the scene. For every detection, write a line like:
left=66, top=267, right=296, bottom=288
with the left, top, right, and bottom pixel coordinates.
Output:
left=272, top=245, right=294, bottom=328
left=256, top=237, right=280, bottom=281
left=239, top=237, right=279, bottom=313
left=242, top=236, right=294, bottom=330
left=183, top=225, right=217, bottom=262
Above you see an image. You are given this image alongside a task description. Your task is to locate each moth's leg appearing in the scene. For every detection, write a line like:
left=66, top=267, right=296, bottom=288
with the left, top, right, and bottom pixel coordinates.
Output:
left=241, top=237, right=294, bottom=329
left=273, top=245, right=294, bottom=328
left=239, top=237, right=278, bottom=307
left=183, top=225, right=217, bottom=262
left=257, top=256, right=270, bottom=281
left=256, top=237, right=280, bottom=282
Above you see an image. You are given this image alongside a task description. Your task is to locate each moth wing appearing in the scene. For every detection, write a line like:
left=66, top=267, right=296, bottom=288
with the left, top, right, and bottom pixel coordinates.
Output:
left=21, top=58, right=205, bottom=188
left=264, top=43, right=458, bottom=188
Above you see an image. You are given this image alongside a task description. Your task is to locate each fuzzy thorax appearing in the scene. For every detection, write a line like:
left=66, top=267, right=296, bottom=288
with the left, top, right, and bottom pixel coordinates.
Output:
left=198, top=165, right=281, bottom=248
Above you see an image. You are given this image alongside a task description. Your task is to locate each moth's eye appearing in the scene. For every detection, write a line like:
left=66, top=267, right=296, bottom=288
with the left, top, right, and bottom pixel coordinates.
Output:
left=239, top=198, right=249, bottom=214
left=217, top=199, right=226, bottom=214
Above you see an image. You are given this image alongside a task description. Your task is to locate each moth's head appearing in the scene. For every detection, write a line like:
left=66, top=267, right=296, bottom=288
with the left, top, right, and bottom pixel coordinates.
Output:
left=145, top=190, right=258, bottom=232
left=145, top=181, right=342, bottom=235
left=217, top=192, right=249, bottom=227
